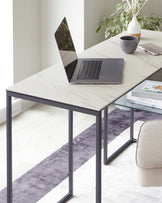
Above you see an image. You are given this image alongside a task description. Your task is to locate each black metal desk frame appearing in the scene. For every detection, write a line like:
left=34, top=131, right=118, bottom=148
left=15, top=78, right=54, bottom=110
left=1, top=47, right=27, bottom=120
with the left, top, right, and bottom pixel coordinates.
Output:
left=7, top=90, right=161, bottom=202
left=6, top=91, right=104, bottom=203
left=7, top=90, right=153, bottom=203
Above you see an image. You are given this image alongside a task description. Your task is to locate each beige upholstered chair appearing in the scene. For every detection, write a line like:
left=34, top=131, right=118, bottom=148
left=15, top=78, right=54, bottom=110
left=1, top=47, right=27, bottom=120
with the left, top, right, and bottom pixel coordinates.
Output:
left=136, top=120, right=162, bottom=187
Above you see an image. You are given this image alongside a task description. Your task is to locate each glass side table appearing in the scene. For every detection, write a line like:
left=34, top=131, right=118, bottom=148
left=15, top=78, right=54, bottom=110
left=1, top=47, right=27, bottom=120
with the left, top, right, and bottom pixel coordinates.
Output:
left=103, top=93, right=162, bottom=165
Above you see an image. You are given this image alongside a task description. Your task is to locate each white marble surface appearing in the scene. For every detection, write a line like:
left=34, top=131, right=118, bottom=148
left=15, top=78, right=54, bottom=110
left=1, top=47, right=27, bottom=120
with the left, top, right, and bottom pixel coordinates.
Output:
left=7, top=30, right=162, bottom=111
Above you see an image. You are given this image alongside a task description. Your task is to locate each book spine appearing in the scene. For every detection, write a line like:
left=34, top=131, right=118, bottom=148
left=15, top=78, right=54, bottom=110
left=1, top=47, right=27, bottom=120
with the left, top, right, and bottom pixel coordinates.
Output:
left=131, top=91, right=162, bottom=100
left=127, top=99, right=162, bottom=109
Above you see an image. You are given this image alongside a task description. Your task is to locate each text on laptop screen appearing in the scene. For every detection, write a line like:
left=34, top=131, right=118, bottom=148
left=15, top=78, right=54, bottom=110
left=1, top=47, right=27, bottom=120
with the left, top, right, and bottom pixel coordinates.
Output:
left=55, top=18, right=78, bottom=81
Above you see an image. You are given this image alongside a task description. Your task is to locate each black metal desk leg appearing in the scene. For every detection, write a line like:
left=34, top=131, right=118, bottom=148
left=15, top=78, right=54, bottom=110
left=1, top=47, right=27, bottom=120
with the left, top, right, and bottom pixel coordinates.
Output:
left=104, top=107, right=137, bottom=165
left=6, top=92, right=12, bottom=203
left=96, top=112, right=102, bottom=203
left=57, top=110, right=73, bottom=203
left=103, top=107, right=108, bottom=165
left=130, top=109, right=136, bottom=142
left=68, top=110, right=73, bottom=195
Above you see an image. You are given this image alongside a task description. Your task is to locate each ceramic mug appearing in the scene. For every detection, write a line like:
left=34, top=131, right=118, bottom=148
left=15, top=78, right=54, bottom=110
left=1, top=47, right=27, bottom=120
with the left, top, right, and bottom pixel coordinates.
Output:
left=120, top=35, right=139, bottom=54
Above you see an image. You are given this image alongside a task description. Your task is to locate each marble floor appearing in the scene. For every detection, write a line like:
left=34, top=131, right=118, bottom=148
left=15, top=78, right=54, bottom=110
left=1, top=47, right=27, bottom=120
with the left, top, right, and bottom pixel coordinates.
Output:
left=0, top=103, right=115, bottom=192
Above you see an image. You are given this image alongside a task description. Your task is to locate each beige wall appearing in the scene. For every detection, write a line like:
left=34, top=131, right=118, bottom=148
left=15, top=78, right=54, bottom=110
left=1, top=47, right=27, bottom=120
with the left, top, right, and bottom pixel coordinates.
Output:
left=143, top=0, right=162, bottom=18
left=84, top=0, right=119, bottom=49
left=13, top=0, right=117, bottom=74
left=85, top=0, right=162, bottom=49
left=40, top=0, right=119, bottom=68
left=13, top=0, right=162, bottom=78
left=142, top=0, right=162, bottom=81
left=13, top=0, right=41, bottom=83
left=40, top=0, right=84, bottom=70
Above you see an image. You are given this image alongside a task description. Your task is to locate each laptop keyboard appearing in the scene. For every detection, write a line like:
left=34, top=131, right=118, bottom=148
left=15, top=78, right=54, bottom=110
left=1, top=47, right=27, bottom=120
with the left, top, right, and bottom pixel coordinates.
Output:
left=77, top=60, right=102, bottom=80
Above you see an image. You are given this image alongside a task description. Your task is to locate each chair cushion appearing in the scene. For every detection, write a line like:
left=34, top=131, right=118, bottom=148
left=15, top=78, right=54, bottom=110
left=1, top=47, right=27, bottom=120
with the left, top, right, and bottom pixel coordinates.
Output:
left=136, top=120, right=162, bottom=169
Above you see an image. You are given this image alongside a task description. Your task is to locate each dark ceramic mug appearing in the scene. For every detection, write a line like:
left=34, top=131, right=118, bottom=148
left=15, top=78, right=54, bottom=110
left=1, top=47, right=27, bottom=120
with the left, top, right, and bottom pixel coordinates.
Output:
left=120, top=35, right=139, bottom=54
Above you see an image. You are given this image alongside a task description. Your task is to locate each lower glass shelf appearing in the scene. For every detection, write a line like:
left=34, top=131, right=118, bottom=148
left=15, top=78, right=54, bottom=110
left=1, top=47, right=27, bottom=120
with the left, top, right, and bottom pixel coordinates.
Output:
left=114, top=94, right=162, bottom=115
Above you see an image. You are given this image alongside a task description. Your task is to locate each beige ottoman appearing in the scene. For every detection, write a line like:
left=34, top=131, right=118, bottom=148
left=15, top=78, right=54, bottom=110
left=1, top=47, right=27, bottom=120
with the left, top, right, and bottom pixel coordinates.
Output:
left=136, top=120, right=162, bottom=187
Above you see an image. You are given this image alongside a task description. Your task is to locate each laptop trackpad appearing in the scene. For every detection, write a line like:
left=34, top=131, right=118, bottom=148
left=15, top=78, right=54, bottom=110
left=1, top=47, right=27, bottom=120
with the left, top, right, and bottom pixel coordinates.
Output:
left=99, top=58, right=123, bottom=83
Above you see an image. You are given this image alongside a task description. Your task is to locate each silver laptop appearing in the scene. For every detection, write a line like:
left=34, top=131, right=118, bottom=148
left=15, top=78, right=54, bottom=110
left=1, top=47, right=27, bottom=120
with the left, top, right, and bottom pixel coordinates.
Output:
left=54, top=17, right=124, bottom=84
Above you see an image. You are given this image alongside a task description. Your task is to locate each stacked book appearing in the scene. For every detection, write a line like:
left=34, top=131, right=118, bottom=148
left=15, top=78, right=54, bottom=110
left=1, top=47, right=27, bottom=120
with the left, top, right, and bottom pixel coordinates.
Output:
left=127, top=80, right=162, bottom=109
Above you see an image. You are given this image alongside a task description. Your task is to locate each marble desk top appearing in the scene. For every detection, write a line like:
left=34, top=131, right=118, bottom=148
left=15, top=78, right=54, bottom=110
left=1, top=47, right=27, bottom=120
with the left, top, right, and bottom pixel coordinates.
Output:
left=7, top=30, right=162, bottom=112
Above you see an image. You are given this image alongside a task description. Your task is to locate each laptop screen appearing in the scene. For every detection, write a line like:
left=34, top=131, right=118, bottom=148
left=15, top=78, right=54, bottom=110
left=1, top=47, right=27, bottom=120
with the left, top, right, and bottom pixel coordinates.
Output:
left=55, top=17, right=78, bottom=81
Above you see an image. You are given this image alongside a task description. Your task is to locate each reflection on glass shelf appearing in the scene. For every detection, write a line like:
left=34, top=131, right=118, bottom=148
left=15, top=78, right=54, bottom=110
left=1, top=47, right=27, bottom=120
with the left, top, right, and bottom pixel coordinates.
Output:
left=115, top=94, right=162, bottom=115
left=127, top=92, right=162, bottom=109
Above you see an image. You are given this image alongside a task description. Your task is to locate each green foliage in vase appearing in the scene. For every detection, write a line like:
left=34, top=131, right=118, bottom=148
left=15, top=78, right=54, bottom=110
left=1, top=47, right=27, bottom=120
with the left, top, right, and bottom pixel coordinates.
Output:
left=96, top=0, right=162, bottom=39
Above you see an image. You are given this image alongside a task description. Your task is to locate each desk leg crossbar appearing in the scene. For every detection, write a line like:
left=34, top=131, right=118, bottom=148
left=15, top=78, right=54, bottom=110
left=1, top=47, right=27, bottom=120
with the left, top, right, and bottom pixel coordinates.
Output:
left=104, top=107, right=137, bottom=165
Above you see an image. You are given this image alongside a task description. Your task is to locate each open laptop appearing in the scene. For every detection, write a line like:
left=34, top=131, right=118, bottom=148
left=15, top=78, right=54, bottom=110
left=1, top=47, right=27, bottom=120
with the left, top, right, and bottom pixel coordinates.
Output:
left=54, top=17, right=124, bottom=84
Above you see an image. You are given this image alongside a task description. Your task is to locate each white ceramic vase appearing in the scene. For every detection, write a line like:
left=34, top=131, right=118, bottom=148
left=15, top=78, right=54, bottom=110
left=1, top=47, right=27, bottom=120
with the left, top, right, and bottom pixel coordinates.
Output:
left=127, top=15, right=141, bottom=38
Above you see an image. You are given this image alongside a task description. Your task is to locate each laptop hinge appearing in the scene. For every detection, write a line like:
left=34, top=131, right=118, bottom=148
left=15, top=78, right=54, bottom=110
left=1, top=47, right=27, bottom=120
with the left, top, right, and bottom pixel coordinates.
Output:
left=65, top=59, right=78, bottom=81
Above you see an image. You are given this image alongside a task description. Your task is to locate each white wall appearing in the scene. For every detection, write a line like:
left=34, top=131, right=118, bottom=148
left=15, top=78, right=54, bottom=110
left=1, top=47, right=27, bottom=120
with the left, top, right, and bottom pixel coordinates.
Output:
left=40, top=0, right=84, bottom=70
left=13, top=0, right=41, bottom=83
